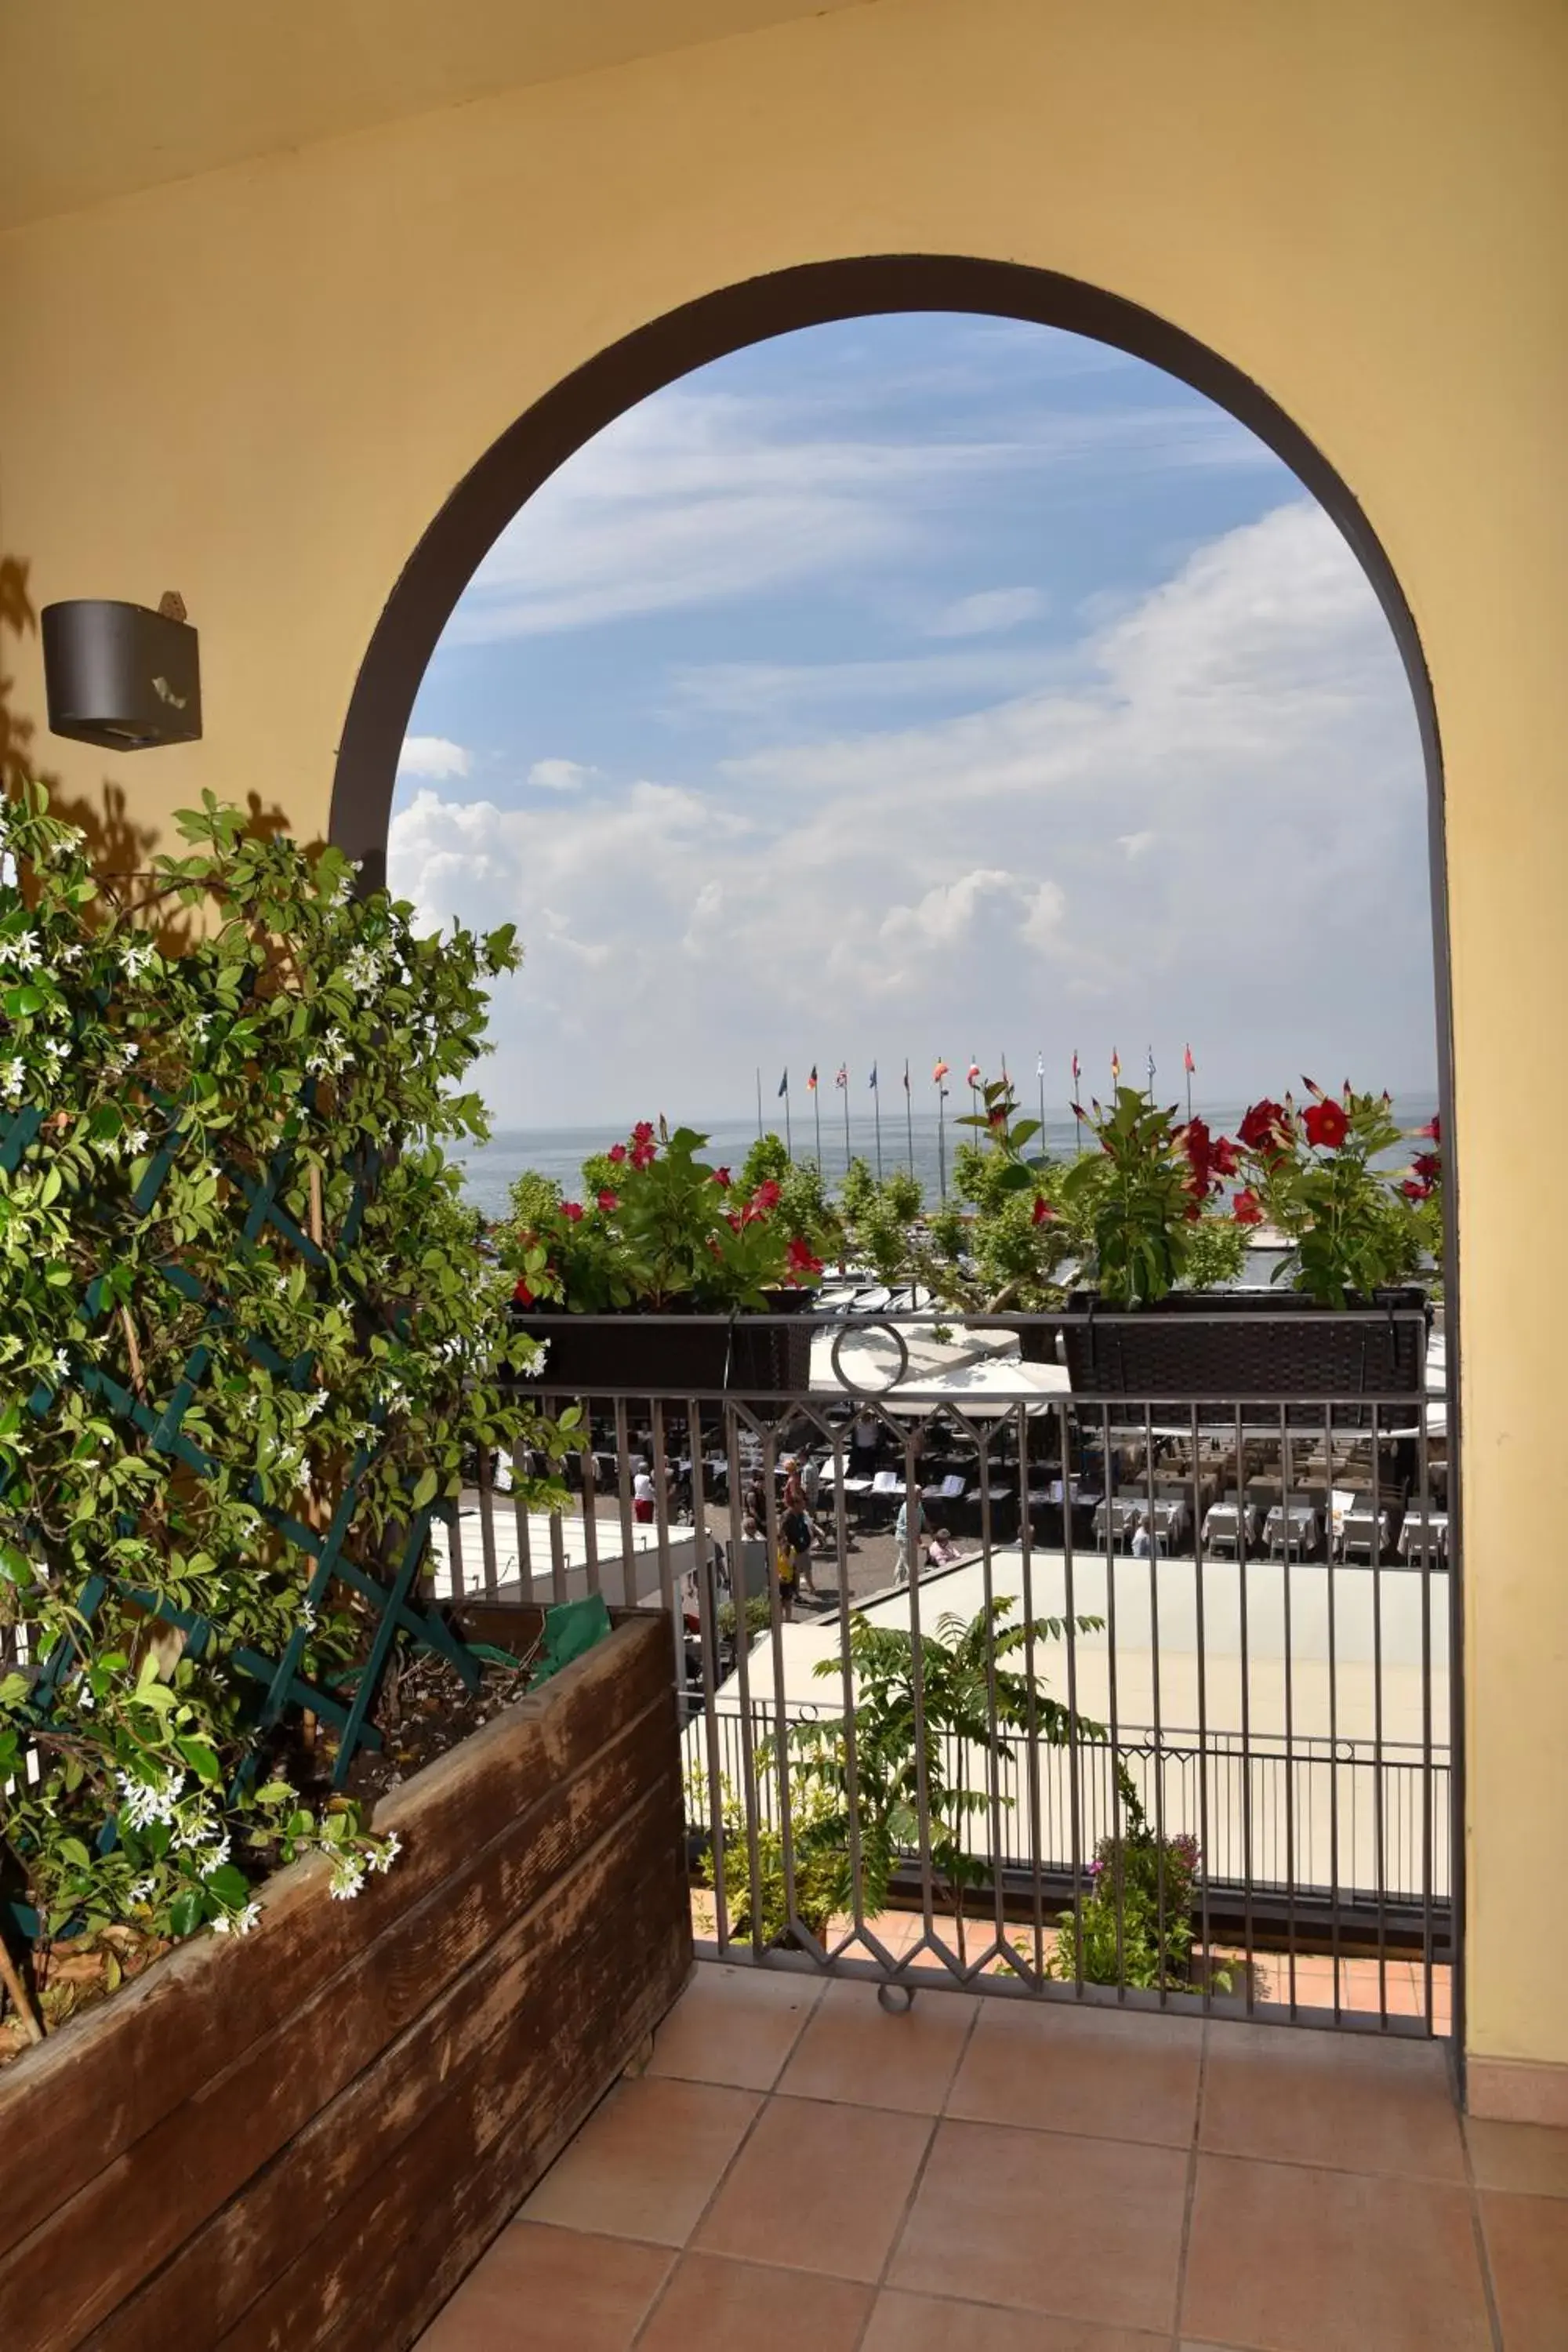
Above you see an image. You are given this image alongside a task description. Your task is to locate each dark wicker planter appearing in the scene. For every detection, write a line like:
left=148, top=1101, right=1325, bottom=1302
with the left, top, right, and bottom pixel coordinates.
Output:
left=1060, top=1288, right=1429, bottom=1400
left=517, top=1296, right=815, bottom=1397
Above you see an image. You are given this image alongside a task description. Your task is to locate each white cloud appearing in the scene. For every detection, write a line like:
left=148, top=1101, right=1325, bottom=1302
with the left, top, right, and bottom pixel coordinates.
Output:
left=928, top=587, right=1047, bottom=638
left=528, top=758, right=594, bottom=792
left=390, top=500, right=1432, bottom=1122
left=446, top=384, right=1277, bottom=644
left=397, top=735, right=469, bottom=781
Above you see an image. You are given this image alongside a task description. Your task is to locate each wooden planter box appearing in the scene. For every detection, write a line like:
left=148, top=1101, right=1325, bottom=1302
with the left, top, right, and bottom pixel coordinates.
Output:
left=0, top=1610, right=691, bottom=2352
left=1058, top=1289, right=1429, bottom=1400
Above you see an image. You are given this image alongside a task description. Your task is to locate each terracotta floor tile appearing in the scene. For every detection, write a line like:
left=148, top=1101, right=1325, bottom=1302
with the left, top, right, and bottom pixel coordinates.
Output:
left=776, top=1977, right=978, bottom=2112
left=413, top=2222, right=672, bottom=2350
left=1467, top=2114, right=1568, bottom=2198
left=521, top=2076, right=760, bottom=2245
left=889, top=2118, right=1187, bottom=2332
left=694, top=2094, right=932, bottom=2281
left=1200, top=2019, right=1465, bottom=2179
left=634, top=2252, right=873, bottom=2351
left=1182, top=2152, right=1491, bottom=2351
left=863, top=2287, right=1171, bottom=2351
left=646, top=1963, right=822, bottom=2091
left=1479, top=2188, right=1568, bottom=2352
left=946, top=1994, right=1203, bottom=2146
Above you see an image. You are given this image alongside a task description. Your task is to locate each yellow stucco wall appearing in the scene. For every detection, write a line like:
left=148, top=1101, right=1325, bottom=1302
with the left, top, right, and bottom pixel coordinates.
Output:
left=1, top=0, right=1564, bottom=2077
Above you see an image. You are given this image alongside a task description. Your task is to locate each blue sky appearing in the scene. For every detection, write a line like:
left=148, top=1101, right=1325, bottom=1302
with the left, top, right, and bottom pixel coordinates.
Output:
left=390, top=314, right=1436, bottom=1127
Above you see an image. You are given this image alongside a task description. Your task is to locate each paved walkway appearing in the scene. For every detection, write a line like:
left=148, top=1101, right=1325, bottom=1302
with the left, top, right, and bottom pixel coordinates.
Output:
left=416, top=1961, right=1564, bottom=2349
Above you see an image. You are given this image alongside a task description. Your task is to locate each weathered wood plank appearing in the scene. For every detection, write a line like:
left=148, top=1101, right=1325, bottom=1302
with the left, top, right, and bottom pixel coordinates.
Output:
left=220, top=1800, right=691, bottom=2351
left=9, top=1693, right=680, bottom=2351
left=0, top=1614, right=668, bottom=2263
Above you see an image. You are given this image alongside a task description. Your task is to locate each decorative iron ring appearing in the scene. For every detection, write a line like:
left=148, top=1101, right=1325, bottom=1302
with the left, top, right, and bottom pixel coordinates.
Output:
left=828, top=1318, right=913, bottom=1401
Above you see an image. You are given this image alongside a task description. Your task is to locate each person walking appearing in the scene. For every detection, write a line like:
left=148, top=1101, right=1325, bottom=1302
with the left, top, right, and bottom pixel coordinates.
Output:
left=781, top=1485, right=815, bottom=1602
left=894, top=1489, right=922, bottom=1584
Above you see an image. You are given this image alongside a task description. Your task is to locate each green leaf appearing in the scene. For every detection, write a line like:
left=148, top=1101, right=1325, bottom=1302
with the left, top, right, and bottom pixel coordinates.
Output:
left=176, top=1737, right=223, bottom=1784
left=206, top=1864, right=250, bottom=1907
left=169, top=1886, right=206, bottom=1938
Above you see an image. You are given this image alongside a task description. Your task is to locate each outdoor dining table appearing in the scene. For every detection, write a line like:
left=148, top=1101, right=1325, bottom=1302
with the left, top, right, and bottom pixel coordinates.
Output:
left=1265, top=1501, right=1322, bottom=1559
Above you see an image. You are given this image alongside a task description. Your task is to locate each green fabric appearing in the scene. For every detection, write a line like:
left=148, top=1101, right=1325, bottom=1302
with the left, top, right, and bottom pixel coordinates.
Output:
left=529, top=1594, right=613, bottom=1689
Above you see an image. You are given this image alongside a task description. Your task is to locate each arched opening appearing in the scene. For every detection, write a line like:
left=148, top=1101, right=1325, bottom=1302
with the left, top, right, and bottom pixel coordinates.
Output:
left=329, top=254, right=1460, bottom=2044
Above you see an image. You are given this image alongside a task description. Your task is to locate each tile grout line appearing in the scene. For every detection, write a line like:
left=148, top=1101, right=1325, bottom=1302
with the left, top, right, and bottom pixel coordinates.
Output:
left=1455, top=2075, right=1508, bottom=2352
left=1171, top=2016, right=1210, bottom=2349
left=623, top=1969, right=831, bottom=2350
left=844, top=1988, right=986, bottom=2352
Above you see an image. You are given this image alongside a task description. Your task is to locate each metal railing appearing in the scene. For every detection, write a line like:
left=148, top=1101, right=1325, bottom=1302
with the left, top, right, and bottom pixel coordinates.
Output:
left=430, top=1303, right=1455, bottom=2037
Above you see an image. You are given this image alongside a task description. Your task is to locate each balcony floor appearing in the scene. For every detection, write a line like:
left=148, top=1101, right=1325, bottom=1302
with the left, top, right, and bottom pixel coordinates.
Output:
left=417, top=1962, right=1566, bottom=2351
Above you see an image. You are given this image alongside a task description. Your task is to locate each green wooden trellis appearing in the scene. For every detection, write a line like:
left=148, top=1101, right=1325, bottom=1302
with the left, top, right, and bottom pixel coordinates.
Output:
left=0, top=1077, right=483, bottom=1918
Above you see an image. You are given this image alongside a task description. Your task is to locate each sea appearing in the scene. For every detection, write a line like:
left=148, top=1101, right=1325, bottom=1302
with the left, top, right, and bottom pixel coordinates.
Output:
left=452, top=1094, right=1441, bottom=1221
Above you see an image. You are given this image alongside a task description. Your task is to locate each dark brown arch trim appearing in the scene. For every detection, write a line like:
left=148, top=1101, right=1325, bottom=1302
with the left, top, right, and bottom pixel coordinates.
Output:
left=328, top=252, right=1462, bottom=2064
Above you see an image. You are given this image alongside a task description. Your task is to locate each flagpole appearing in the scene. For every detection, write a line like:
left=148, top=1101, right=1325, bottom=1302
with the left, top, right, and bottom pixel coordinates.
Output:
left=903, top=1058, right=915, bottom=1179
left=1147, top=1044, right=1156, bottom=1104
left=937, top=1080, right=948, bottom=1201
left=1185, top=1046, right=1194, bottom=1123
left=755, top=1066, right=764, bottom=1142
left=841, top=1070, right=851, bottom=1175
left=1072, top=1054, right=1083, bottom=1155
left=1037, top=1054, right=1047, bottom=1143
left=811, top=1074, right=822, bottom=1171
left=873, top=1069, right=884, bottom=1181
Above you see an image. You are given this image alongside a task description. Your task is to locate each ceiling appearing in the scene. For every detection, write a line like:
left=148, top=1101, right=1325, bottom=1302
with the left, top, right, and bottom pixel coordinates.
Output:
left=0, top=0, right=866, bottom=232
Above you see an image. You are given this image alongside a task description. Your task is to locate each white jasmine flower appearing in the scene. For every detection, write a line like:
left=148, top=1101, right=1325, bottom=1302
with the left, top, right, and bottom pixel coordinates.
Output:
left=329, top=1856, right=366, bottom=1901
left=212, top=1900, right=262, bottom=1936
left=0, top=853, right=13, bottom=890
left=116, top=1765, right=184, bottom=1831
left=122, top=939, right=154, bottom=978
left=0, top=928, right=35, bottom=969
left=369, top=1832, right=401, bottom=1875
left=124, top=1127, right=149, bottom=1156
left=126, top=1875, right=156, bottom=1902
left=197, top=1834, right=232, bottom=1876
left=1, top=1058, right=24, bottom=1102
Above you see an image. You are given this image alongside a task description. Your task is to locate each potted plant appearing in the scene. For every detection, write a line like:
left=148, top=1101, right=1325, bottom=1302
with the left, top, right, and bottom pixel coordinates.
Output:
left=931, top=1079, right=1244, bottom=1359
left=1047, top=1082, right=1436, bottom=1397
left=0, top=782, right=691, bottom=2349
left=504, top=1123, right=824, bottom=1396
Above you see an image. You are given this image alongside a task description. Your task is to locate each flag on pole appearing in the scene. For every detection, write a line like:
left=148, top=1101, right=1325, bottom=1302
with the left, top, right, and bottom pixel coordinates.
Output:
left=807, top=1065, right=818, bottom=1092
left=1111, top=1047, right=1121, bottom=1085
left=1184, top=1044, right=1196, bottom=1075
left=835, top=1063, right=848, bottom=1089
left=1036, top=1054, right=1045, bottom=1080
left=933, top=1058, right=950, bottom=1084
left=869, top=1063, right=878, bottom=1091
left=1072, top=1051, right=1081, bottom=1086
left=1147, top=1045, right=1156, bottom=1089
left=966, top=1059, right=982, bottom=1087
left=778, top=1069, right=788, bottom=1098
left=902, top=1059, right=910, bottom=1091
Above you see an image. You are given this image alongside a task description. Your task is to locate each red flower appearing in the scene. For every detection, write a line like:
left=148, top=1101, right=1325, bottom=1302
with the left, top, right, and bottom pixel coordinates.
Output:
left=561, top=1200, right=583, bottom=1222
left=512, top=1278, right=535, bottom=1306
left=1303, top=1098, right=1350, bottom=1149
left=597, top=1189, right=619, bottom=1212
left=1413, top=1152, right=1441, bottom=1183
left=725, top=1211, right=743, bottom=1232
left=629, top=1141, right=656, bottom=1171
left=1031, top=1194, right=1056, bottom=1225
left=1210, top=1134, right=1240, bottom=1178
left=1179, top=1117, right=1214, bottom=1193
left=1419, top=1115, right=1441, bottom=1142
left=711, top=1166, right=732, bottom=1187
left=631, top=1120, right=655, bottom=1145
left=1232, top=1189, right=1264, bottom=1227
left=786, top=1236, right=824, bottom=1276
left=1238, top=1098, right=1287, bottom=1155
left=988, top=1104, right=1007, bottom=1128
left=1401, top=1178, right=1432, bottom=1203
left=752, top=1179, right=782, bottom=1213
left=607, top=1142, right=627, bottom=1164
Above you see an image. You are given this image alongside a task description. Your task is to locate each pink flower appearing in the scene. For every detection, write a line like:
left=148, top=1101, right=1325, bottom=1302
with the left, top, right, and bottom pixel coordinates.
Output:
left=631, top=1120, right=655, bottom=1145
left=1420, top=1115, right=1441, bottom=1142
left=752, top=1179, right=782, bottom=1213
left=711, top=1166, right=732, bottom=1187
left=561, top=1200, right=583, bottom=1222
left=597, top=1189, right=619, bottom=1212
left=607, top=1142, right=627, bottom=1164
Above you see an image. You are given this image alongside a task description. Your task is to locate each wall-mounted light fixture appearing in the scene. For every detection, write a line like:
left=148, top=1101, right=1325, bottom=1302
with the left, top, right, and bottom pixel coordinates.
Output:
left=42, top=590, right=201, bottom=750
